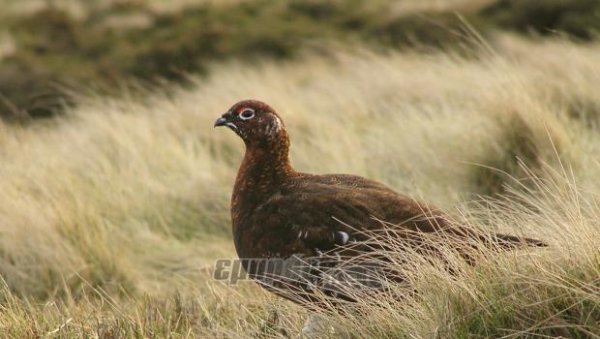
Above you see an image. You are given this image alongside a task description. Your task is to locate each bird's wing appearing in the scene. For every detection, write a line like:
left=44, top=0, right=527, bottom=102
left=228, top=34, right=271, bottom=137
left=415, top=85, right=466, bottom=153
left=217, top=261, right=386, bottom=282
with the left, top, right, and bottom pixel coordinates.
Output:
left=252, top=185, right=377, bottom=254
left=248, top=186, right=399, bottom=304
left=251, top=180, right=450, bottom=255
left=251, top=179, right=502, bottom=259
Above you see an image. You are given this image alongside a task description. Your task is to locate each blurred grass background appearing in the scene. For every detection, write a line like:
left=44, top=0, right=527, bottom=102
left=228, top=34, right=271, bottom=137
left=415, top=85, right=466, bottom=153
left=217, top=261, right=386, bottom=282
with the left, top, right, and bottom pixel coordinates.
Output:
left=1, top=0, right=599, bottom=119
left=0, top=0, right=600, bottom=337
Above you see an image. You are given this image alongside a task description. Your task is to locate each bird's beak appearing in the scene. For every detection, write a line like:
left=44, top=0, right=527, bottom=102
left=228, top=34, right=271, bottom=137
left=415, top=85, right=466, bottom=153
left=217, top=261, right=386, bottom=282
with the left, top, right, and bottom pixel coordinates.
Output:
left=214, top=116, right=228, bottom=128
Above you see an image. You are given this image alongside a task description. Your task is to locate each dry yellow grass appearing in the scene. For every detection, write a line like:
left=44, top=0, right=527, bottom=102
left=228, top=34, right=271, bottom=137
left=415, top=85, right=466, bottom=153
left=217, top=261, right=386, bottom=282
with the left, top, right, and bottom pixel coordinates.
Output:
left=0, top=35, right=599, bottom=337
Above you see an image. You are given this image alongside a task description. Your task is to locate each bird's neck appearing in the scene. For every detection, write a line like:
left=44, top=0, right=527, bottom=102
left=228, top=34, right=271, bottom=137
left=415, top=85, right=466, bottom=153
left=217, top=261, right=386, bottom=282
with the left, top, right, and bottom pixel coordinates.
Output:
left=234, top=134, right=295, bottom=202
left=231, top=133, right=295, bottom=253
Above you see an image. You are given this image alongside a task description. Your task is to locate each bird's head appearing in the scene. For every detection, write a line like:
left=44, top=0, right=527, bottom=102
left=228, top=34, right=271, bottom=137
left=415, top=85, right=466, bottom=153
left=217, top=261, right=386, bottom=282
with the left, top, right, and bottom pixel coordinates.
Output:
left=214, top=100, right=286, bottom=146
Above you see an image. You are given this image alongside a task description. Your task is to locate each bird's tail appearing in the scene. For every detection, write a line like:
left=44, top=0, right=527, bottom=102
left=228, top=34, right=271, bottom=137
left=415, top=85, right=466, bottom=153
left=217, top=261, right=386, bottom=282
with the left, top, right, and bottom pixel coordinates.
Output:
left=490, top=233, right=548, bottom=249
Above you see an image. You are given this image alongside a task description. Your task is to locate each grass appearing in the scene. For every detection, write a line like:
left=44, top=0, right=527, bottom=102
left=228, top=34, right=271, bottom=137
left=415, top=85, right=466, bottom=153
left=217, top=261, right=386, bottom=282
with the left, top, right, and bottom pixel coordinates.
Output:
left=1, top=34, right=600, bottom=337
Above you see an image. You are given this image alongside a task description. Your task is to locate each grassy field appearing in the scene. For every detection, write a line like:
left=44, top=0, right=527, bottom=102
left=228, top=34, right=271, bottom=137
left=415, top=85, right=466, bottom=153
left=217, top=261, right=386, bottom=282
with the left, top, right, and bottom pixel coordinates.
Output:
left=1, top=34, right=600, bottom=337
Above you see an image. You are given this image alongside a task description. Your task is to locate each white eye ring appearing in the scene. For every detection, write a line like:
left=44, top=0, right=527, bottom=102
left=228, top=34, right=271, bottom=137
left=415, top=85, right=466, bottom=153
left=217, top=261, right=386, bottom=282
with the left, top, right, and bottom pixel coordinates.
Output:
left=239, top=108, right=255, bottom=120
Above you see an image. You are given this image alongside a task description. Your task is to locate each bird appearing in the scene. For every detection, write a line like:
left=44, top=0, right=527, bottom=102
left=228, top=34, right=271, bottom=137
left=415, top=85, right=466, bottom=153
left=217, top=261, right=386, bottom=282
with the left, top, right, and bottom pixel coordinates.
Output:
left=214, top=99, right=546, bottom=310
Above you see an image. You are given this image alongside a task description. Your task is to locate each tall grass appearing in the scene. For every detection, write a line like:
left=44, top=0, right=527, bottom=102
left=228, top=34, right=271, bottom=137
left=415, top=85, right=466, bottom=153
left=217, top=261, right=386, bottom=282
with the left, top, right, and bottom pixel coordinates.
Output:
left=0, top=35, right=599, bottom=336
left=328, top=166, right=600, bottom=337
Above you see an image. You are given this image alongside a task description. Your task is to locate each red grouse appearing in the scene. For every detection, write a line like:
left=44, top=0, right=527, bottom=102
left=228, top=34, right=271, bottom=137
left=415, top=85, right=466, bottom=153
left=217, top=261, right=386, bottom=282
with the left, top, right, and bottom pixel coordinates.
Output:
left=214, top=99, right=546, bottom=307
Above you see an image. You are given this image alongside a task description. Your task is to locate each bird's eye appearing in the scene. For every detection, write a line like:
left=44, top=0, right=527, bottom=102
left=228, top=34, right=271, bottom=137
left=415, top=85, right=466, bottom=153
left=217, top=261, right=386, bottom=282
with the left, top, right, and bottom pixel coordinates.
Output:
left=239, top=108, right=255, bottom=120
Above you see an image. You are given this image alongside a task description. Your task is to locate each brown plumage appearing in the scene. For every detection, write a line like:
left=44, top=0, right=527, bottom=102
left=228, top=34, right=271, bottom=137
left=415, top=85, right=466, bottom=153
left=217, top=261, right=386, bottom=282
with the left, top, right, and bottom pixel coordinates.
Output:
left=214, top=99, right=546, bottom=308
